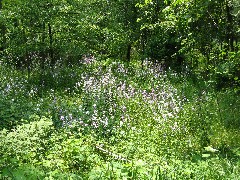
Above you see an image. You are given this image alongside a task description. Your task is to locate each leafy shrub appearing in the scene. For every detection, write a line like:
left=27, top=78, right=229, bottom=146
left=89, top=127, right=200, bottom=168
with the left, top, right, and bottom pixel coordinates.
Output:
left=215, top=52, right=240, bottom=89
left=0, top=116, right=53, bottom=170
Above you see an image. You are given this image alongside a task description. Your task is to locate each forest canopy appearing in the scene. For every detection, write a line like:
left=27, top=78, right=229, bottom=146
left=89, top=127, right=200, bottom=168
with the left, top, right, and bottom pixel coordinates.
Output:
left=0, top=0, right=239, bottom=86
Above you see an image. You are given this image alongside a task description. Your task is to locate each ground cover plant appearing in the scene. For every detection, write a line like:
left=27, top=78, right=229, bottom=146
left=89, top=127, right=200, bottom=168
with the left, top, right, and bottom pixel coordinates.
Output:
left=0, top=58, right=240, bottom=179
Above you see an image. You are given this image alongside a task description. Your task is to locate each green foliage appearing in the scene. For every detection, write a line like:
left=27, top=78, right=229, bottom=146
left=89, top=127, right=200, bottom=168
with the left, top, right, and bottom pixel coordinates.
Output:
left=0, top=67, right=36, bottom=129
left=0, top=116, right=52, bottom=177
left=1, top=0, right=240, bottom=83
left=0, top=0, right=240, bottom=178
left=1, top=60, right=240, bottom=179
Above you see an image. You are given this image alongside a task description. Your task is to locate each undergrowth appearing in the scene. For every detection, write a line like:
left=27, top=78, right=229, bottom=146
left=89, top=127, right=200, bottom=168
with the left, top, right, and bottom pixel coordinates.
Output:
left=0, top=59, right=240, bottom=179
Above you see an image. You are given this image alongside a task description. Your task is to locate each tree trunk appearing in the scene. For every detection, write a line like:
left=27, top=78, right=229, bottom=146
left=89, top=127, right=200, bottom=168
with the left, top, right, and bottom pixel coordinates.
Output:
left=226, top=2, right=234, bottom=52
left=40, top=23, right=46, bottom=70
left=0, top=0, right=6, bottom=52
left=141, top=30, right=147, bottom=68
left=126, top=44, right=131, bottom=62
left=48, top=23, right=54, bottom=67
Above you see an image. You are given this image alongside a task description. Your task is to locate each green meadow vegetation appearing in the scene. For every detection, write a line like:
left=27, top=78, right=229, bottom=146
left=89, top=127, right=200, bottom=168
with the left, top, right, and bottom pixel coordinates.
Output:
left=0, top=60, right=240, bottom=179
left=0, top=0, right=240, bottom=179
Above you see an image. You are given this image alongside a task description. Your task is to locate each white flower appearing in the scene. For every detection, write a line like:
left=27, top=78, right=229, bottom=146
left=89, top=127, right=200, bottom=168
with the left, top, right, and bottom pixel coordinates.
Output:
left=120, top=121, right=124, bottom=127
left=60, top=116, right=65, bottom=121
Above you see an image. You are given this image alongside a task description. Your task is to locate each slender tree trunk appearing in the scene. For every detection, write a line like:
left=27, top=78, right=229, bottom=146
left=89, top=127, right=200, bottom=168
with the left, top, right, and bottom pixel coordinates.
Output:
left=48, top=23, right=54, bottom=67
left=40, top=23, right=46, bottom=70
left=0, top=0, right=6, bottom=52
left=126, top=44, right=131, bottom=62
left=226, top=2, right=234, bottom=52
left=1, top=26, right=6, bottom=52
left=38, top=23, right=47, bottom=87
left=22, top=28, right=31, bottom=78
left=141, top=31, right=147, bottom=68
left=26, top=52, right=31, bottom=79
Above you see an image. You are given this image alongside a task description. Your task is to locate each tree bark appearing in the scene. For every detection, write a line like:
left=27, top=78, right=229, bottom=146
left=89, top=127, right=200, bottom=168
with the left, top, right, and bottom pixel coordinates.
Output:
left=126, top=44, right=131, bottom=62
left=48, top=23, right=54, bottom=67
left=0, top=0, right=6, bottom=52
left=40, top=23, right=47, bottom=72
left=226, top=2, right=234, bottom=52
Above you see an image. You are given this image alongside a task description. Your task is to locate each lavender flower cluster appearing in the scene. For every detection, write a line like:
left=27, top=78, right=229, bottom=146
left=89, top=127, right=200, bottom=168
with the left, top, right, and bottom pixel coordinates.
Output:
left=57, top=60, right=185, bottom=133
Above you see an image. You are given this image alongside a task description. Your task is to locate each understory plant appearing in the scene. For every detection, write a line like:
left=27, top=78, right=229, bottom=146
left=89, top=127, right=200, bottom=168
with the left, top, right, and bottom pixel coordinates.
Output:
left=0, top=60, right=239, bottom=179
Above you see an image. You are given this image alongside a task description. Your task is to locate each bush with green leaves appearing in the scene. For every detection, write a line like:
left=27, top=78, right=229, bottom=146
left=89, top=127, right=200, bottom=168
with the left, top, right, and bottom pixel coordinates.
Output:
left=0, top=116, right=100, bottom=179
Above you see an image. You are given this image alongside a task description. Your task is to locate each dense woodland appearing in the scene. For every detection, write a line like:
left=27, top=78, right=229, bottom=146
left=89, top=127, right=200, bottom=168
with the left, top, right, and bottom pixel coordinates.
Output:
left=0, top=0, right=240, bottom=179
